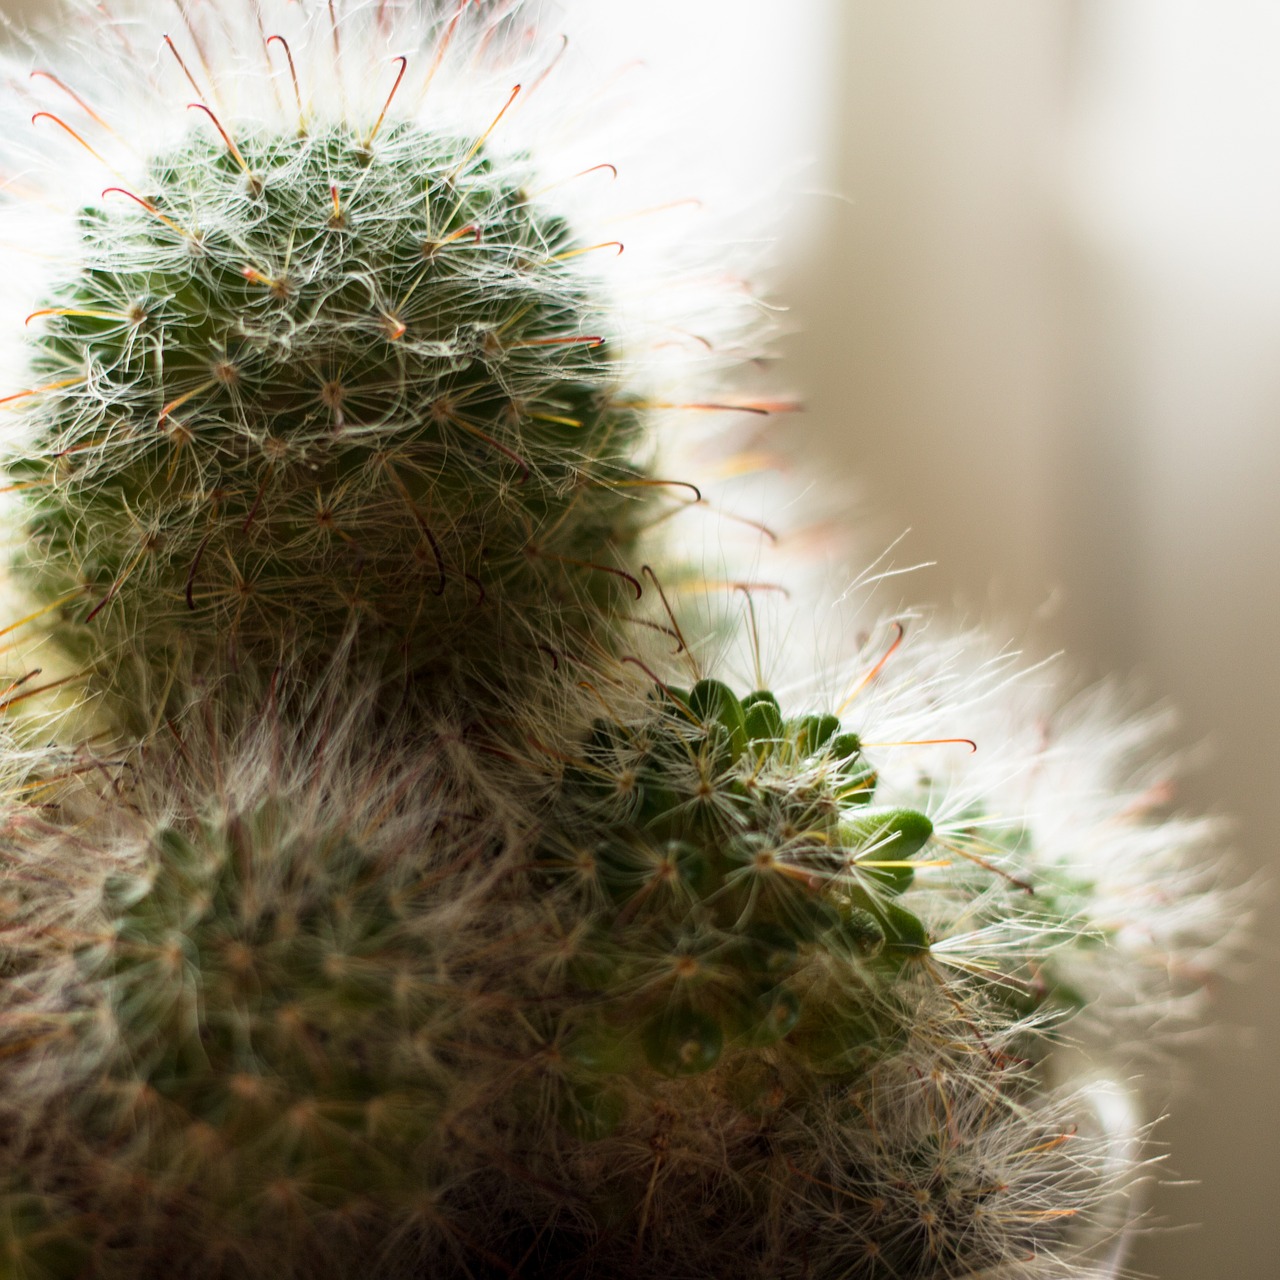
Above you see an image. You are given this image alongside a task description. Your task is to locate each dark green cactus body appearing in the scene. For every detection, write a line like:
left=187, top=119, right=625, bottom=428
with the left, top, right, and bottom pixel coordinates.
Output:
left=0, top=684, right=1006, bottom=1280
left=546, top=682, right=935, bottom=1093
left=0, top=717, right=567, bottom=1278
left=501, top=682, right=1095, bottom=1277
left=64, top=808, right=462, bottom=1254
left=13, top=122, right=647, bottom=707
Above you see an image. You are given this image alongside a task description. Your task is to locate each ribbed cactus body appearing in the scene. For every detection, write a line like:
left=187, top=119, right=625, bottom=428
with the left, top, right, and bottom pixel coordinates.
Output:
left=13, top=122, right=646, bottom=704
left=0, top=693, right=535, bottom=1277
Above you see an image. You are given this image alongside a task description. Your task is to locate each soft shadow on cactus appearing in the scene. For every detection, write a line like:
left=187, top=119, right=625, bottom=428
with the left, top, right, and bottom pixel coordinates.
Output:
left=0, top=661, right=1161, bottom=1278
left=0, top=2, right=1241, bottom=1279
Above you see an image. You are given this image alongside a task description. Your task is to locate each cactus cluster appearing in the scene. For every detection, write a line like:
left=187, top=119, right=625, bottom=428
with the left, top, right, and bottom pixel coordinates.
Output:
left=0, top=664, right=1136, bottom=1279
left=0, top=3, right=1237, bottom=1279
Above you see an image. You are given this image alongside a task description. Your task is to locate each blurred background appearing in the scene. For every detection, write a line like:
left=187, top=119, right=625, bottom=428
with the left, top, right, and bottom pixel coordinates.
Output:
left=797, top=8, right=1280, bottom=1278
left=3, top=1, right=1276, bottom=1276
left=731, top=3, right=1280, bottom=1276
left=589, top=8, right=1280, bottom=1271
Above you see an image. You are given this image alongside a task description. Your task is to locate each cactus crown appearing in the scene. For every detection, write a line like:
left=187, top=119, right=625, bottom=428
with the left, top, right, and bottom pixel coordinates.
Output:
left=13, top=116, right=647, bottom=707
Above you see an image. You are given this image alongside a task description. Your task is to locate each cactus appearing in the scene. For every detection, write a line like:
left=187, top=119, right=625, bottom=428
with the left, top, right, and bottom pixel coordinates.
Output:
left=0, top=666, right=1158, bottom=1279
left=10, top=110, right=649, bottom=715
left=0, top=3, right=1239, bottom=1279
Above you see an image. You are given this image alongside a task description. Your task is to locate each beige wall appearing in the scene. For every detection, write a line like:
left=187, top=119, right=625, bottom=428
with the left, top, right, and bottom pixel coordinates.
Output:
left=790, top=4, right=1279, bottom=1278
left=788, top=2, right=1073, bottom=623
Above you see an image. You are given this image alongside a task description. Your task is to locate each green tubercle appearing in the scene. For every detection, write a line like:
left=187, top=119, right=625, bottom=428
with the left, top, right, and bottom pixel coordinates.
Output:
left=546, top=680, right=936, bottom=1085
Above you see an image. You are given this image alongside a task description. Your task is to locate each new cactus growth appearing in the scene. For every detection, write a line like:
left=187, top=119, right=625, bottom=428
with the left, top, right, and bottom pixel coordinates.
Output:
left=0, top=3, right=1239, bottom=1279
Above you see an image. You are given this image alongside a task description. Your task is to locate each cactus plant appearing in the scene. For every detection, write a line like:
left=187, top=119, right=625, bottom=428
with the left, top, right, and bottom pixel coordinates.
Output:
left=10, top=92, right=650, bottom=716
left=0, top=661, right=1173, bottom=1280
left=0, top=2, right=1239, bottom=1278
